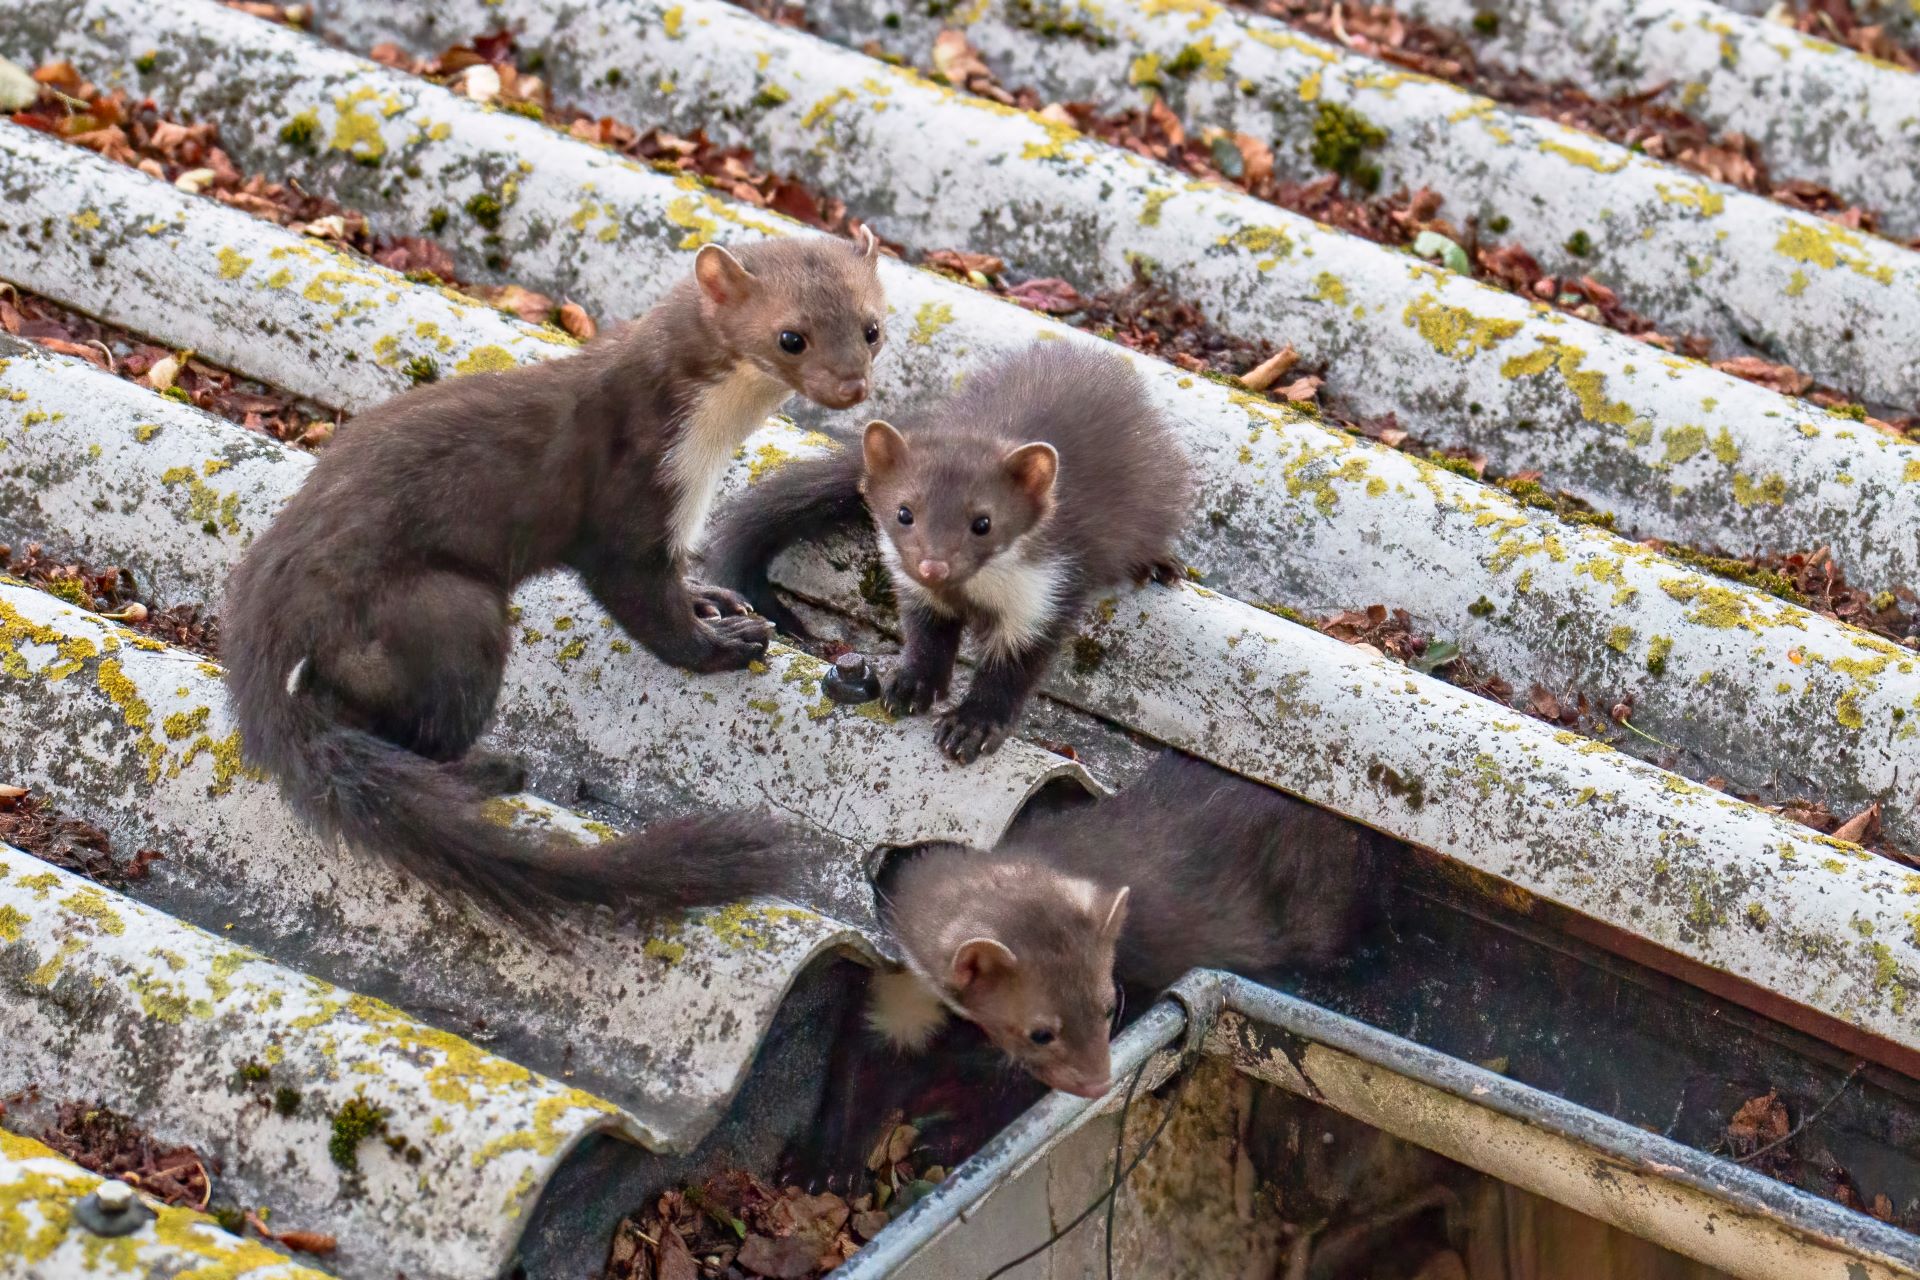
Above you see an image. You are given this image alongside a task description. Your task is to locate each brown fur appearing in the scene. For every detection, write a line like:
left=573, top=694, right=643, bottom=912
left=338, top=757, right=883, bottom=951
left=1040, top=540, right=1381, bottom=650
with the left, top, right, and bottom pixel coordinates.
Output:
left=222, top=235, right=886, bottom=926
left=705, top=342, right=1192, bottom=762
left=877, top=752, right=1387, bottom=1095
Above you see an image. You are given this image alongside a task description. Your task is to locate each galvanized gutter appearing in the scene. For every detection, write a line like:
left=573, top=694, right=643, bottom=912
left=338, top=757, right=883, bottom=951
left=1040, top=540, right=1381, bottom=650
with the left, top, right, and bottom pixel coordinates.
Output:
left=10, top=1, right=1920, bottom=859
left=0, top=577, right=888, bottom=1154
left=804, top=0, right=1920, bottom=414
left=1392, top=0, right=1920, bottom=240
left=0, top=842, right=656, bottom=1280
left=0, top=1128, right=335, bottom=1279
left=845, top=971, right=1920, bottom=1280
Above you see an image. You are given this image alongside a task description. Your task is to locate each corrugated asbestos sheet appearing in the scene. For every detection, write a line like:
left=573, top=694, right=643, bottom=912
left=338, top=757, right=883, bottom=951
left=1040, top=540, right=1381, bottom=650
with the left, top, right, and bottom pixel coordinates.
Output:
left=0, top=0, right=1918, bottom=1272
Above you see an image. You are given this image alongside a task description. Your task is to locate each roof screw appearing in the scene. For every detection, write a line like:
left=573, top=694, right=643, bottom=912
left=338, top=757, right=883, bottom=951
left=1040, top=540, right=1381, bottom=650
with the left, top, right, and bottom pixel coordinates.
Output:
left=823, top=652, right=881, bottom=705
left=74, top=1179, right=153, bottom=1237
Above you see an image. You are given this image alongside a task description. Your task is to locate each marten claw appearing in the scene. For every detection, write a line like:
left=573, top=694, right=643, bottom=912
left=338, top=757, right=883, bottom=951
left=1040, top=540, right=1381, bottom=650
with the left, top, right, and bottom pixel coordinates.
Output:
left=935, top=710, right=1008, bottom=764
left=881, top=669, right=944, bottom=717
left=688, top=581, right=755, bottom=620
left=1131, top=556, right=1186, bottom=587
left=691, top=613, right=774, bottom=672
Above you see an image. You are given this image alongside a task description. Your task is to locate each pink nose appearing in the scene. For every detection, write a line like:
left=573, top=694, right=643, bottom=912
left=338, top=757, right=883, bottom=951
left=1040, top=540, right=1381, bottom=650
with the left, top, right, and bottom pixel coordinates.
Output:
left=835, top=376, right=868, bottom=404
left=917, top=559, right=949, bottom=583
left=1051, top=1073, right=1110, bottom=1099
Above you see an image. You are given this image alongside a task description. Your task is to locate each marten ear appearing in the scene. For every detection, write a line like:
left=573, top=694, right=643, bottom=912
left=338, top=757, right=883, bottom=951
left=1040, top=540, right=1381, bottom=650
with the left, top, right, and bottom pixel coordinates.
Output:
left=1001, top=442, right=1059, bottom=506
left=694, top=244, right=756, bottom=309
left=863, top=420, right=910, bottom=479
left=857, top=224, right=880, bottom=263
left=949, top=937, right=1018, bottom=994
left=1100, top=886, right=1130, bottom=940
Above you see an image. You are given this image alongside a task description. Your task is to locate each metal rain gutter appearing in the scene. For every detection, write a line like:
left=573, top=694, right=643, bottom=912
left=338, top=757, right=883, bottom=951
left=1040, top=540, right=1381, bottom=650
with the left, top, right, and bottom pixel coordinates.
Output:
left=842, top=971, right=1920, bottom=1280
left=0, top=842, right=654, bottom=1280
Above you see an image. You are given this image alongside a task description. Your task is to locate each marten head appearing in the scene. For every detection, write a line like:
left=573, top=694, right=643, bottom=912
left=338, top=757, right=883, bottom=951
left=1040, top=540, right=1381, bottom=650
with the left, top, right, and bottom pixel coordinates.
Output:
left=882, top=851, right=1128, bottom=1098
left=860, top=421, right=1058, bottom=592
left=692, top=231, right=887, bottom=410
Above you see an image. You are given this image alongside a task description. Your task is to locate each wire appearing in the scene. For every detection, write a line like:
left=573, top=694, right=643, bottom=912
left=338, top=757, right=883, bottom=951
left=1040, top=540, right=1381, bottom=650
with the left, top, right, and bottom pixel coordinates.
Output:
left=1736, top=1060, right=1866, bottom=1165
left=979, top=1045, right=1196, bottom=1280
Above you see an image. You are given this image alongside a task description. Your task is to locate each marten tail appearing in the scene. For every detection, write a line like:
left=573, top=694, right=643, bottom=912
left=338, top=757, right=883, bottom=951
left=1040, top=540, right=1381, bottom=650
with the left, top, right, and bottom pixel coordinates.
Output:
left=702, top=442, right=867, bottom=639
left=236, top=658, right=799, bottom=931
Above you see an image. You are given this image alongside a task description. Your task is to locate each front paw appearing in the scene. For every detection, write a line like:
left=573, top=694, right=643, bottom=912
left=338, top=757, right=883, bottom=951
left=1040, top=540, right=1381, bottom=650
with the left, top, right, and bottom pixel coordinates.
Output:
left=881, top=666, right=946, bottom=718
left=690, top=613, right=775, bottom=672
left=688, top=581, right=754, bottom=620
left=934, top=704, right=1011, bottom=764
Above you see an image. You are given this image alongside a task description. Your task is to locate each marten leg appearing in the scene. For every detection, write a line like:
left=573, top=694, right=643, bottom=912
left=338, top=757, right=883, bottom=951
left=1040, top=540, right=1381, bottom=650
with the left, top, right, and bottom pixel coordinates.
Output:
left=936, top=598, right=1085, bottom=763
left=580, top=558, right=773, bottom=673
left=320, top=570, right=509, bottom=762
left=882, top=601, right=963, bottom=717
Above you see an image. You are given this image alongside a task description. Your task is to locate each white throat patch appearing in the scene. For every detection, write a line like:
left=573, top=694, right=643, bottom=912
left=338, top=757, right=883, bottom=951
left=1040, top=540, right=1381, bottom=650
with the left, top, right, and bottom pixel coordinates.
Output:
left=960, top=543, right=1066, bottom=660
left=664, top=362, right=792, bottom=557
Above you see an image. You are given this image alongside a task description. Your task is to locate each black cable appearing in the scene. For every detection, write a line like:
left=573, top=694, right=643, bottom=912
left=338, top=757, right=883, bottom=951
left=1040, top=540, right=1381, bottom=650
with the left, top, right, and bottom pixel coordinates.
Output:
left=979, top=1046, right=1196, bottom=1280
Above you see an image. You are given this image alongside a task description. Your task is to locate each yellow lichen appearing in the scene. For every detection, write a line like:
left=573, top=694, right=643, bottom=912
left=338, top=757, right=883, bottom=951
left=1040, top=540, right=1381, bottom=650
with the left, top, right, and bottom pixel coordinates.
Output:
left=1402, top=295, right=1522, bottom=359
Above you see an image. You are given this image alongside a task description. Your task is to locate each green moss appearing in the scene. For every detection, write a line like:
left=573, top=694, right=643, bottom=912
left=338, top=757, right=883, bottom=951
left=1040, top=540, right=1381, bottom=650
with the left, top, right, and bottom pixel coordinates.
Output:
left=1471, top=11, right=1499, bottom=34
left=273, top=1086, right=302, bottom=1117
left=278, top=109, right=320, bottom=150
left=329, top=1095, right=389, bottom=1172
left=237, top=1060, right=271, bottom=1084
left=1746, top=902, right=1771, bottom=928
left=403, top=355, right=438, bottom=385
left=604, top=68, right=625, bottom=87
left=857, top=559, right=896, bottom=611
left=427, top=206, right=450, bottom=233
left=46, top=577, right=92, bottom=609
left=1657, top=542, right=1804, bottom=606
left=1310, top=102, right=1388, bottom=188
left=161, top=386, right=192, bottom=404
left=503, top=100, right=544, bottom=120
left=212, top=1204, right=247, bottom=1234
left=1646, top=634, right=1673, bottom=677
left=1070, top=636, right=1107, bottom=675
left=134, top=51, right=158, bottom=73
left=1606, top=625, right=1634, bottom=654
left=1467, top=596, right=1495, bottom=617
left=1427, top=452, right=1480, bottom=479
left=1565, top=229, right=1593, bottom=257
left=753, top=84, right=791, bottom=108
left=1826, top=401, right=1868, bottom=421
left=464, top=193, right=503, bottom=229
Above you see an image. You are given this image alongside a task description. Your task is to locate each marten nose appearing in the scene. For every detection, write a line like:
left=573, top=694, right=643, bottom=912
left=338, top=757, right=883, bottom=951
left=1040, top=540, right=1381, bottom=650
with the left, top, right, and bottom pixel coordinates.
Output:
left=916, top=559, right=949, bottom=583
left=832, top=375, right=867, bottom=405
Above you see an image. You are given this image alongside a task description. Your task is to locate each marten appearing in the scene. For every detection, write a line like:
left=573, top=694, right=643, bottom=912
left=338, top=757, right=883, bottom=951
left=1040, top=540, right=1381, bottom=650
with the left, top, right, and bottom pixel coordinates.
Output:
left=223, top=234, right=887, bottom=927
left=867, top=751, right=1388, bottom=1097
left=704, top=341, right=1191, bottom=763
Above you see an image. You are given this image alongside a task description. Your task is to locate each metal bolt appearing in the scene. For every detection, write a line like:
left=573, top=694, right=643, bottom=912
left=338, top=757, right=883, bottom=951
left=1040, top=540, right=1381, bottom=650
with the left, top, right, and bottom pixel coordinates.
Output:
left=74, top=1179, right=152, bottom=1237
left=822, top=652, right=882, bottom=705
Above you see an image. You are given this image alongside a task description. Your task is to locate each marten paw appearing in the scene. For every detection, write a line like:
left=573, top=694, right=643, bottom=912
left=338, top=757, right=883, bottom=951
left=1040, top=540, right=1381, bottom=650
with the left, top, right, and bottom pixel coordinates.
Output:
left=692, top=613, right=775, bottom=672
left=934, top=707, right=1009, bottom=764
left=881, top=668, right=944, bottom=717
left=1131, top=555, right=1186, bottom=587
left=688, top=581, right=755, bottom=620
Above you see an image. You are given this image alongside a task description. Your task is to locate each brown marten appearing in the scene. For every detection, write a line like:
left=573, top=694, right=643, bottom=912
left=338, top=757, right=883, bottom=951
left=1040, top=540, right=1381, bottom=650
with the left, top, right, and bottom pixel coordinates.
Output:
left=704, top=342, right=1191, bottom=763
left=868, top=751, right=1388, bottom=1096
left=223, top=235, right=887, bottom=927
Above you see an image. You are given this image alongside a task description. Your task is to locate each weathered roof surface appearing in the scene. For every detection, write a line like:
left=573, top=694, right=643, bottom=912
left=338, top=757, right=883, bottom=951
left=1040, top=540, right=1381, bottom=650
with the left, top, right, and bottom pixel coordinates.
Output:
left=0, top=0, right=1918, bottom=1270
left=1, top=1128, right=335, bottom=1279
left=0, top=842, right=656, bottom=1279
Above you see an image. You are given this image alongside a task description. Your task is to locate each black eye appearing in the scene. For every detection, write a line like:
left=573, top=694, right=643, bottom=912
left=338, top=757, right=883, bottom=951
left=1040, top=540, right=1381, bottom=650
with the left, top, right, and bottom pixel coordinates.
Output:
left=779, top=330, right=807, bottom=355
left=1028, top=1028, right=1055, bottom=1046
left=897, top=506, right=914, bottom=526
left=970, top=515, right=991, bottom=537
left=864, top=321, right=881, bottom=345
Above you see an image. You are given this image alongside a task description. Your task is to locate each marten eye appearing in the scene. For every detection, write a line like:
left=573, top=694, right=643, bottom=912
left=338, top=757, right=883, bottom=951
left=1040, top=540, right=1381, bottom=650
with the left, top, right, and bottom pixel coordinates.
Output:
left=864, top=321, right=881, bottom=345
left=897, top=506, right=914, bottom=527
left=970, top=515, right=991, bottom=537
left=1028, top=1028, right=1055, bottom=1046
left=778, top=330, right=807, bottom=355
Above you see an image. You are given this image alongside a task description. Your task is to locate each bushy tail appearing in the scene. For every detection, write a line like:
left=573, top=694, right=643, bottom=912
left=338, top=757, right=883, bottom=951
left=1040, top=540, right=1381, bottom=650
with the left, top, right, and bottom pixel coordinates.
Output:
left=240, top=664, right=799, bottom=931
left=702, top=442, right=867, bottom=638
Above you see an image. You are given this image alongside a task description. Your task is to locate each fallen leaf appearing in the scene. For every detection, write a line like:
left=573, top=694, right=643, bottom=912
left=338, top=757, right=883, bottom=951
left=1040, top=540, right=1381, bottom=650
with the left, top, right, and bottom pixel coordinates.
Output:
left=656, top=1226, right=700, bottom=1280
left=1830, top=802, right=1881, bottom=846
left=1238, top=344, right=1298, bottom=392
left=1001, top=277, right=1082, bottom=314
left=460, top=63, right=502, bottom=103
left=1277, top=375, right=1324, bottom=402
left=930, top=30, right=990, bottom=86
left=1728, top=1091, right=1789, bottom=1148
left=173, top=168, right=216, bottom=194
left=556, top=302, right=597, bottom=340
left=736, top=1233, right=820, bottom=1278
left=146, top=356, right=181, bottom=391
left=1411, top=229, right=1471, bottom=275
left=851, top=1209, right=890, bottom=1241
left=273, top=1231, right=337, bottom=1255
left=0, top=56, right=39, bottom=111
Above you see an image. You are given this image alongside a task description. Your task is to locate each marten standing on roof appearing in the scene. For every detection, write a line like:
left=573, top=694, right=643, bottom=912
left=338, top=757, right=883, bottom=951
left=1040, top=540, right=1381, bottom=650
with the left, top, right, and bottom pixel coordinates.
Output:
left=704, top=341, right=1192, bottom=763
left=223, top=234, right=887, bottom=928
left=869, top=752, right=1388, bottom=1097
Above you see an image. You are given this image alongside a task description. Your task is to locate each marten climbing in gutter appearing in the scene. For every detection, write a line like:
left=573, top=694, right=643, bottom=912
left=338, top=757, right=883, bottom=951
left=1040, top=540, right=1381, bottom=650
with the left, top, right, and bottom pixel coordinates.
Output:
left=223, top=234, right=887, bottom=927
left=703, top=341, right=1192, bottom=763
left=868, top=751, right=1388, bottom=1097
